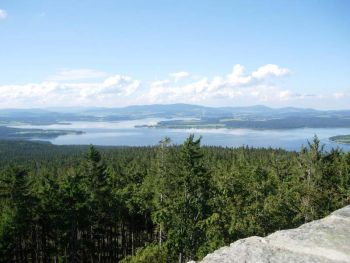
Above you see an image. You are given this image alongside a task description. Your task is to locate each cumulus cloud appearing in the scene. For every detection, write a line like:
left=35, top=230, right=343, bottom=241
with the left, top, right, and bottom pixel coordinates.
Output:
left=226, top=64, right=253, bottom=86
left=48, top=68, right=108, bottom=81
left=0, top=9, right=7, bottom=19
left=0, top=74, right=140, bottom=108
left=251, top=64, right=290, bottom=79
left=102, top=75, right=140, bottom=96
left=169, top=71, right=191, bottom=81
left=1, top=65, right=346, bottom=108
left=146, top=64, right=292, bottom=104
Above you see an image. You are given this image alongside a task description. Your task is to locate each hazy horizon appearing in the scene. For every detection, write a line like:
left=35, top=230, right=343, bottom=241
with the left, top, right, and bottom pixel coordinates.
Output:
left=0, top=103, right=350, bottom=111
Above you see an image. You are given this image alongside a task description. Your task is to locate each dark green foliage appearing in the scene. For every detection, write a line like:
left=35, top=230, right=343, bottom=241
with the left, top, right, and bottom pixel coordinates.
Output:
left=162, top=135, right=211, bottom=262
left=0, top=136, right=349, bottom=262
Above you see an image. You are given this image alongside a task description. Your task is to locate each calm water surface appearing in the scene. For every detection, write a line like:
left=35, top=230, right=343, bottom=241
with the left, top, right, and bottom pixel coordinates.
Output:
left=11, top=119, right=350, bottom=151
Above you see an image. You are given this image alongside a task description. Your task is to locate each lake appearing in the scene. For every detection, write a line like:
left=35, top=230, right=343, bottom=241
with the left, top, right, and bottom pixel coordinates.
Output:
left=10, top=118, right=350, bottom=151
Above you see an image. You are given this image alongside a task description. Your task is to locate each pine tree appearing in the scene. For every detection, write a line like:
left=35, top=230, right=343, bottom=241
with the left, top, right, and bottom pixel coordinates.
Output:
left=166, top=135, right=211, bottom=262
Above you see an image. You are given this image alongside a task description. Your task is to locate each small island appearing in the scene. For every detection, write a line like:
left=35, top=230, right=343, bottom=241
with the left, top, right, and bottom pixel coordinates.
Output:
left=329, top=135, right=350, bottom=144
left=136, top=116, right=350, bottom=130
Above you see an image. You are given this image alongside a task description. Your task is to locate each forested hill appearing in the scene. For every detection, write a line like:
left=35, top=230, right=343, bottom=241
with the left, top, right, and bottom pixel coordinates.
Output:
left=1, top=104, right=350, bottom=126
left=0, top=137, right=349, bottom=262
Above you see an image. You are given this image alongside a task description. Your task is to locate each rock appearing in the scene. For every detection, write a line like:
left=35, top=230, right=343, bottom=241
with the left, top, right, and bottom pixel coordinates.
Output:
left=194, top=206, right=350, bottom=263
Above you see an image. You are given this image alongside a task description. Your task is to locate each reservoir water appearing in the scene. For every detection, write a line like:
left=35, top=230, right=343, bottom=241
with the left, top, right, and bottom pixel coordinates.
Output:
left=11, top=119, right=350, bottom=151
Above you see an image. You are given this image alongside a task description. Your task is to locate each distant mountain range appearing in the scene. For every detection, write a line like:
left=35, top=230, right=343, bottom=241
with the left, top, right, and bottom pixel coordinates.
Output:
left=0, top=104, right=350, bottom=129
left=50, top=103, right=350, bottom=118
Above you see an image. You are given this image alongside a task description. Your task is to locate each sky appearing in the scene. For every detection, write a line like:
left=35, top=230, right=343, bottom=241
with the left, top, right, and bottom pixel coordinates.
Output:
left=0, top=0, right=349, bottom=109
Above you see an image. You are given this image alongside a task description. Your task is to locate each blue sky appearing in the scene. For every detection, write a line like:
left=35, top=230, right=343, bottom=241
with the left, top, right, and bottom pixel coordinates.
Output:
left=0, top=0, right=349, bottom=109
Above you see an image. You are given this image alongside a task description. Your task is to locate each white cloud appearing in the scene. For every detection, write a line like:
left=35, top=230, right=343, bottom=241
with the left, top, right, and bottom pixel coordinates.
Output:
left=0, top=64, right=293, bottom=107
left=252, top=64, right=290, bottom=79
left=48, top=68, right=108, bottom=81
left=150, top=80, right=170, bottom=86
left=1, top=64, right=347, bottom=109
left=226, top=64, right=252, bottom=86
left=0, top=9, right=7, bottom=19
left=0, top=75, right=140, bottom=108
left=102, top=75, right=140, bottom=96
left=278, top=90, right=292, bottom=100
left=146, top=64, right=292, bottom=104
left=333, top=92, right=345, bottom=99
left=169, top=71, right=191, bottom=81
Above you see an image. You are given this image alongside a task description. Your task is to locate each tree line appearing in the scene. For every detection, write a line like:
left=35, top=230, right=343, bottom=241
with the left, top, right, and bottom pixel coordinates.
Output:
left=0, top=136, right=349, bottom=262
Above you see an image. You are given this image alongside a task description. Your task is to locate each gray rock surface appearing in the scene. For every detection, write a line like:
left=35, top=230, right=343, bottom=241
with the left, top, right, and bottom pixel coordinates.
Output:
left=194, top=206, right=350, bottom=263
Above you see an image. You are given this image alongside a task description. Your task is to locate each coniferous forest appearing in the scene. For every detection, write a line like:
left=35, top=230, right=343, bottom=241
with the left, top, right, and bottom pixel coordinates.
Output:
left=0, top=135, right=349, bottom=262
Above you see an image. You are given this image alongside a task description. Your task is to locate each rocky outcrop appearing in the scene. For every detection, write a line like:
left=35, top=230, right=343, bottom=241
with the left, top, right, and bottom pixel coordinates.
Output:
left=192, top=206, right=350, bottom=263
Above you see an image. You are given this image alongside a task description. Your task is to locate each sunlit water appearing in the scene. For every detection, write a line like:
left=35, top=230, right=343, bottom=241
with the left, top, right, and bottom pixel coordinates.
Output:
left=10, top=119, right=350, bottom=151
